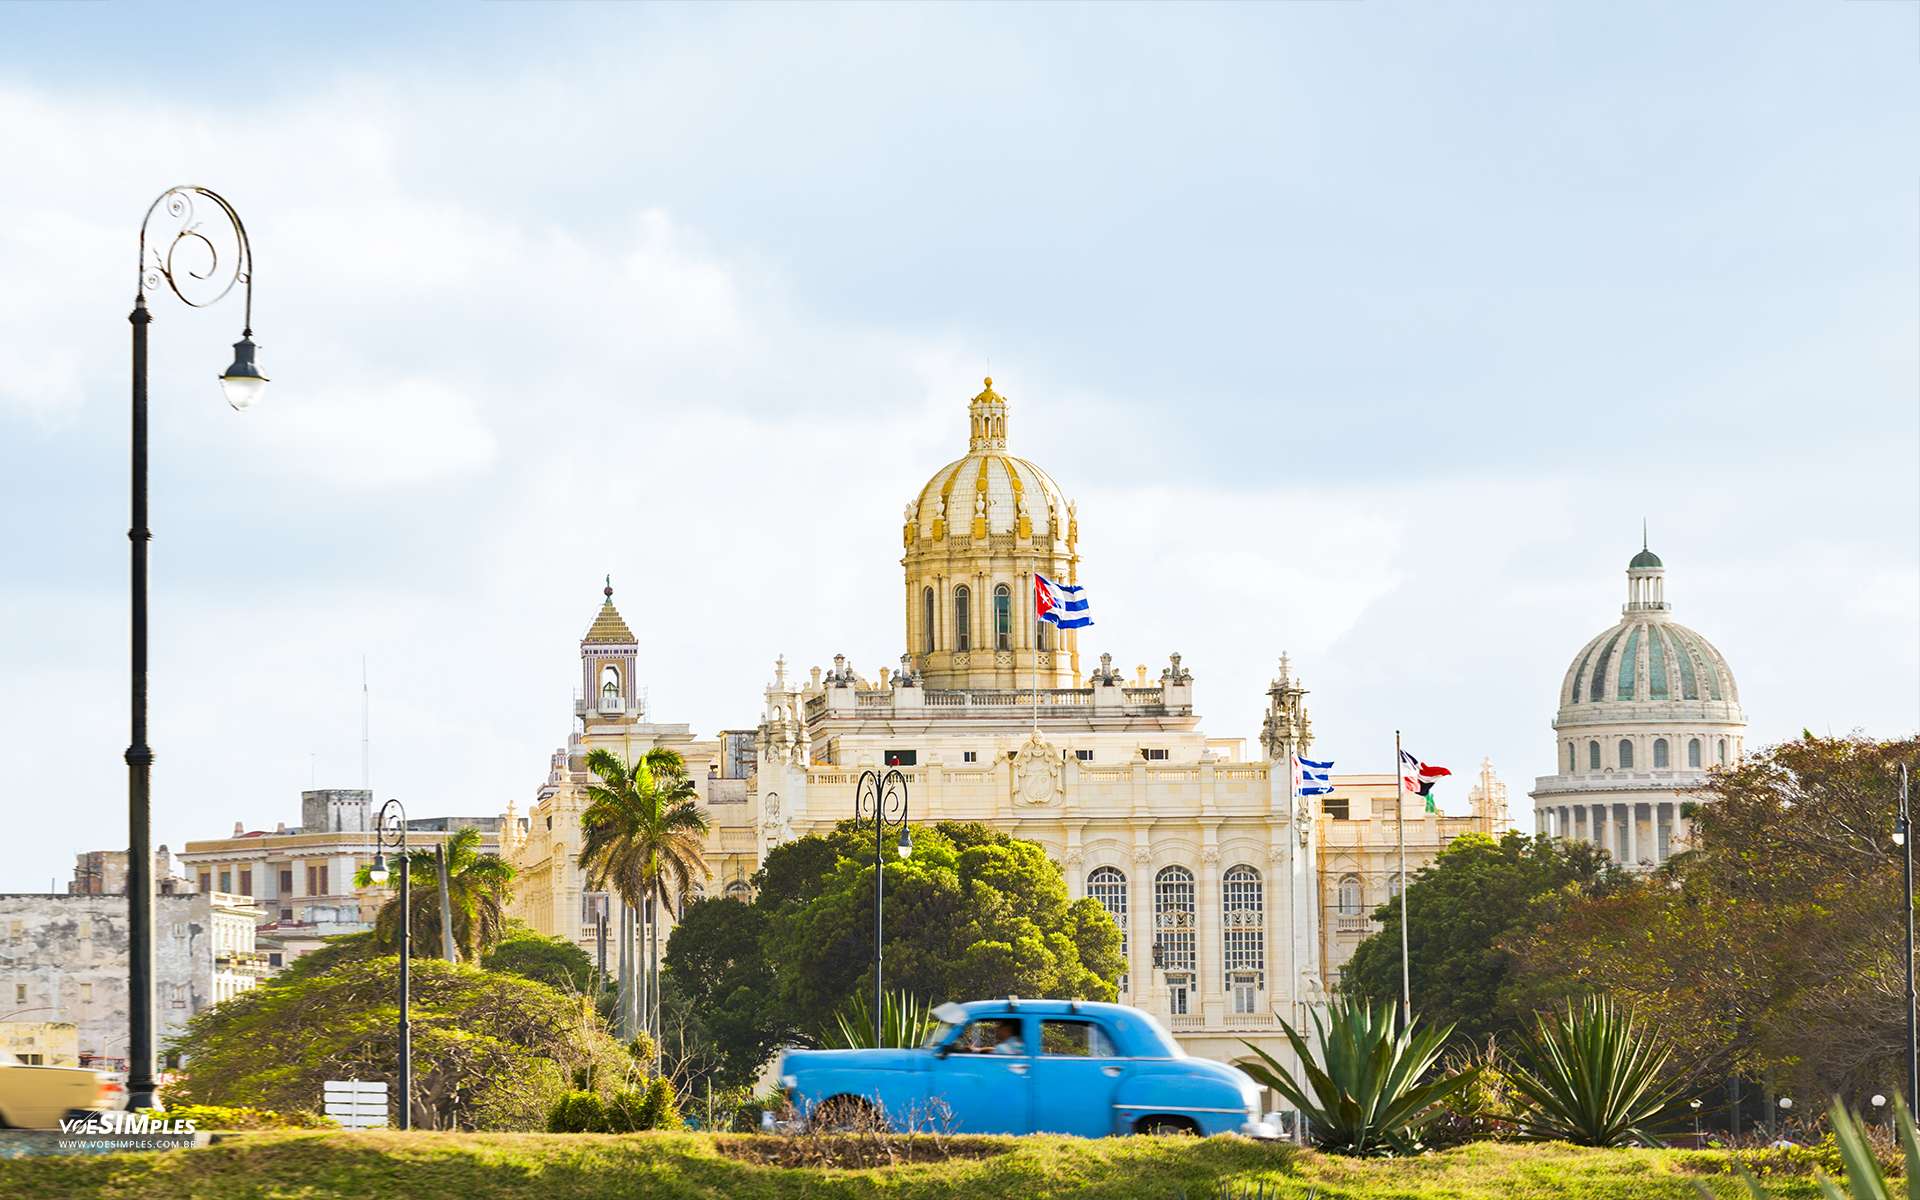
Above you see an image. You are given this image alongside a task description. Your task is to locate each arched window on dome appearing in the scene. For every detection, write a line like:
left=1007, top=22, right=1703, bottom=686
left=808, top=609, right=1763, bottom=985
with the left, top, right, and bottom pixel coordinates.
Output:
left=1087, top=866, right=1128, bottom=994
left=1336, top=875, right=1363, bottom=916
left=993, top=585, right=1012, bottom=651
left=1653, top=738, right=1670, bottom=769
left=1717, top=738, right=1728, bottom=764
left=1588, top=741, right=1601, bottom=771
left=921, top=588, right=935, bottom=654
left=953, top=586, right=971, bottom=652
left=1567, top=743, right=1576, bottom=773
left=1618, top=739, right=1635, bottom=770
left=1688, top=738, right=1702, bottom=769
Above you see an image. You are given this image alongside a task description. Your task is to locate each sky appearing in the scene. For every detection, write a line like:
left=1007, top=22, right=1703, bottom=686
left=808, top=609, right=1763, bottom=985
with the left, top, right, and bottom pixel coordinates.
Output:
left=0, top=1, right=1914, bottom=891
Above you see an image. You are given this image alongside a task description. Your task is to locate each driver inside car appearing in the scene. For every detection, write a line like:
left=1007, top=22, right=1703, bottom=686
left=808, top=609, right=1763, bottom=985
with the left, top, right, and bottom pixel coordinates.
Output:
left=984, top=1018, right=1024, bottom=1055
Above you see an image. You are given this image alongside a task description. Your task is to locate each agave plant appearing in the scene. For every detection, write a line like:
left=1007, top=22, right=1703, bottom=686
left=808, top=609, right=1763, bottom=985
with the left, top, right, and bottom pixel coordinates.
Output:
left=1725, top=1097, right=1919, bottom=1200
left=1239, top=996, right=1478, bottom=1156
left=1506, top=994, right=1689, bottom=1147
left=817, top=989, right=938, bottom=1049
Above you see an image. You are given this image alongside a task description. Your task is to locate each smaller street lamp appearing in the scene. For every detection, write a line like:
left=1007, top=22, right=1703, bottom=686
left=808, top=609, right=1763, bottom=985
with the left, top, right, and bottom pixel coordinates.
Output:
left=370, top=798, right=410, bottom=1130
left=1899, top=764, right=1917, bottom=1113
left=1689, top=1097, right=1703, bottom=1144
left=854, top=768, right=909, bottom=1047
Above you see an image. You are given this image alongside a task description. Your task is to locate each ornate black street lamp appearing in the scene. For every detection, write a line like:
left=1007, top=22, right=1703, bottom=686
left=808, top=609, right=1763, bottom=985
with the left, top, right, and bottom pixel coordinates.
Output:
left=367, top=799, right=411, bottom=1131
left=1894, top=763, right=1916, bottom=1110
left=126, top=187, right=266, bottom=1111
left=854, top=768, right=912, bottom=1046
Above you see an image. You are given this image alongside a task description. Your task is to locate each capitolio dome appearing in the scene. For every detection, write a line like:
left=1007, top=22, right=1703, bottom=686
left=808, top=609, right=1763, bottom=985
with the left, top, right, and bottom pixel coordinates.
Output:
left=1557, top=544, right=1739, bottom=712
left=905, top=378, right=1073, bottom=546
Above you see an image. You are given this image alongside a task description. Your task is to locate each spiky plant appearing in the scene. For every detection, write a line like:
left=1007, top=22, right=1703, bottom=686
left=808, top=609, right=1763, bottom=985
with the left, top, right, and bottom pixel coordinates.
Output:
left=1506, top=994, right=1689, bottom=1147
left=1239, top=996, right=1477, bottom=1156
left=817, top=989, right=938, bottom=1050
left=1721, top=1097, right=1918, bottom=1200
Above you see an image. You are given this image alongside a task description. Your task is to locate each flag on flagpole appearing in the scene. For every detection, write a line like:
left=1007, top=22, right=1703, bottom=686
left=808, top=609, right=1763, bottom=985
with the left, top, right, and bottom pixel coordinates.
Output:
left=1399, top=749, right=1451, bottom=812
left=1292, top=754, right=1335, bottom=796
left=1034, top=573, right=1093, bottom=628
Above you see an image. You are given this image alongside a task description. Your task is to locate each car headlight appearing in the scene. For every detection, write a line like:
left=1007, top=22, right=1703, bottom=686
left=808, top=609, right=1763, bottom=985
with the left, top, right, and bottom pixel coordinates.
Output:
left=781, top=1075, right=798, bottom=1091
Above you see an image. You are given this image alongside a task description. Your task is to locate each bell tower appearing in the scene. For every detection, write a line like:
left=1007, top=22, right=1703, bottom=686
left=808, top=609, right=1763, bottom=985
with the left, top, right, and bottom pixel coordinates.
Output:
left=581, top=577, right=641, bottom=721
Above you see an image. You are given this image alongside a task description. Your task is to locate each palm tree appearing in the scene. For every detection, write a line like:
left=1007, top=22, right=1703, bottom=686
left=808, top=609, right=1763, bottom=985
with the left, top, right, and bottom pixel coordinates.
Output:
left=352, top=826, right=514, bottom=961
left=577, top=747, right=709, bottom=1055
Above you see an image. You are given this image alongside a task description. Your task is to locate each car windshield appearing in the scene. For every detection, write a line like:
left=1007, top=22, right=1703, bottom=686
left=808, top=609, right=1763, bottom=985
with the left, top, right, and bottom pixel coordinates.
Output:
left=922, top=1021, right=960, bottom=1049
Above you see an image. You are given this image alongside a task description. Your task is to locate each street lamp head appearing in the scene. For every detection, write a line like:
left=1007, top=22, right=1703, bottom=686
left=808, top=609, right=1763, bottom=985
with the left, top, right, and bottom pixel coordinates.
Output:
left=1896, top=824, right=1908, bottom=848
left=219, top=333, right=268, bottom=411
left=368, top=854, right=389, bottom=885
left=1873, top=1094, right=1888, bottom=1108
left=1689, top=1099, right=1702, bottom=1110
left=1778, top=1096, right=1793, bottom=1110
left=897, top=826, right=913, bottom=860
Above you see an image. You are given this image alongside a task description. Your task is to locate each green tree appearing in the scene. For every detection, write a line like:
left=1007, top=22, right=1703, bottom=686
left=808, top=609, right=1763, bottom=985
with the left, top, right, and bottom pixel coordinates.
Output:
left=1341, top=831, right=1620, bottom=1043
left=483, top=922, right=599, bottom=995
left=351, top=826, right=515, bottom=961
left=578, top=747, right=710, bottom=1050
left=763, top=821, right=1123, bottom=1034
left=167, top=958, right=633, bottom=1131
left=661, top=897, right=788, bottom=1089
left=1504, top=733, right=1920, bottom=1106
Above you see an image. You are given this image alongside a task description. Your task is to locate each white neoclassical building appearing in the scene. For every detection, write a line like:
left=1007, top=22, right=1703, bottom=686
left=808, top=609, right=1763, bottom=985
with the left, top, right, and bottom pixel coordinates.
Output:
left=507, top=379, right=1512, bottom=1078
left=1530, top=543, right=1747, bottom=868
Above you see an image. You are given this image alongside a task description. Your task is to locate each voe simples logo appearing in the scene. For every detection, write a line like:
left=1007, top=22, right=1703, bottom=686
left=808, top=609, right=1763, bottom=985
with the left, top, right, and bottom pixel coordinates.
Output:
left=58, top=1112, right=199, bottom=1135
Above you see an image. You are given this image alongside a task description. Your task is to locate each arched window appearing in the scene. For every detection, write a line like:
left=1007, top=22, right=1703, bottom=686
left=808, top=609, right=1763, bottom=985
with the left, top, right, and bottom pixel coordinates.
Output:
left=1618, top=739, right=1635, bottom=770
left=921, top=587, right=935, bottom=654
left=1567, top=743, right=1576, bottom=773
left=1688, top=738, right=1702, bottom=768
left=724, top=880, right=751, bottom=901
left=599, top=664, right=620, bottom=711
left=1653, top=738, right=1669, bottom=768
left=1222, top=864, right=1263, bottom=975
left=1336, top=875, right=1363, bottom=916
left=1588, top=741, right=1601, bottom=771
left=1036, top=616, right=1050, bottom=651
left=993, top=584, right=1012, bottom=651
left=1387, top=871, right=1404, bottom=900
left=953, top=587, right=971, bottom=652
left=1717, top=738, right=1728, bottom=764
left=1153, top=866, right=1196, bottom=974
left=1087, top=866, right=1128, bottom=963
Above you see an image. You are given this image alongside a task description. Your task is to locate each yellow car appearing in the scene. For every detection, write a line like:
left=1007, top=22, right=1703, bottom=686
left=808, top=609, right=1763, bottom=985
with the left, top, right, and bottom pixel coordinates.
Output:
left=0, top=1052, right=126, bottom=1129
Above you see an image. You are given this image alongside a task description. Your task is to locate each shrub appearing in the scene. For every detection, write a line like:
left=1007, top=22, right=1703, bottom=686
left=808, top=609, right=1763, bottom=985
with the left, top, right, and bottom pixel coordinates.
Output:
left=1239, top=996, right=1476, bottom=1156
left=546, top=1090, right=609, bottom=1133
left=639, top=1076, right=681, bottom=1131
left=1505, top=995, right=1688, bottom=1147
left=817, top=989, right=937, bottom=1050
left=1728, top=1097, right=1918, bottom=1198
left=140, top=1104, right=334, bottom=1130
left=604, top=1086, right=650, bottom=1133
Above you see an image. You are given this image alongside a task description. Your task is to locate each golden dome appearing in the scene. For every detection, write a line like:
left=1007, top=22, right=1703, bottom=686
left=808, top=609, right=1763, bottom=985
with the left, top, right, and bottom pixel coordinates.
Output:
left=906, top=379, right=1073, bottom=545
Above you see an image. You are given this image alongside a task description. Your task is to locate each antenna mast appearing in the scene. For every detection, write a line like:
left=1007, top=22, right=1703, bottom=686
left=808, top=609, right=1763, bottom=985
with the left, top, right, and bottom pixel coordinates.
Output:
left=361, top=655, right=371, bottom=791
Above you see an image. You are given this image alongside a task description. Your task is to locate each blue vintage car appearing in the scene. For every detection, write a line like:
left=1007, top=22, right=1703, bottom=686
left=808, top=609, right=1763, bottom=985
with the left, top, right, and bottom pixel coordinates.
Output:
left=776, top=999, right=1275, bottom=1138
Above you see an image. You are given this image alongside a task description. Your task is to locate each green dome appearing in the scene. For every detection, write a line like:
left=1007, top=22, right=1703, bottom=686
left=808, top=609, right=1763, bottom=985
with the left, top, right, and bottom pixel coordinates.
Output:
left=1629, top=548, right=1663, bottom=569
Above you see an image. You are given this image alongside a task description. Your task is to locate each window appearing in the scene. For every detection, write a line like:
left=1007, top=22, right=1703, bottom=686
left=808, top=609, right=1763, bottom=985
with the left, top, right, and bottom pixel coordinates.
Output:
left=219, top=870, right=232, bottom=893
left=280, top=908, right=293, bottom=921
left=1222, top=865, right=1263, bottom=985
left=1088, top=865, right=1128, bottom=994
left=885, top=749, right=917, bottom=767
left=80, top=981, right=93, bottom=1004
left=1567, top=743, right=1575, bottom=772
left=1143, top=748, right=1169, bottom=761
left=1653, top=738, right=1669, bottom=769
left=13, top=984, right=24, bottom=1004
left=307, top=865, right=329, bottom=896
left=1336, top=876, right=1363, bottom=916
left=953, top=1019, right=1026, bottom=1055
left=724, top=881, right=752, bottom=901
left=993, top=584, right=1012, bottom=651
left=1688, top=738, right=1702, bottom=768
left=581, top=893, right=610, bottom=924
left=1075, top=749, right=1094, bottom=762
left=1323, top=796, right=1350, bottom=820
left=1387, top=872, right=1403, bottom=900
left=953, top=587, right=971, bottom=651
left=1717, top=738, right=1729, bottom=764
left=1230, top=974, right=1258, bottom=1015
left=922, top=587, right=935, bottom=654
left=18, top=1054, right=41, bottom=1066
left=1039, top=1019, right=1116, bottom=1057
left=268, top=952, right=283, bottom=967
left=1168, top=976, right=1191, bottom=1015
left=599, top=664, right=620, bottom=710
left=1618, top=739, right=1634, bottom=770
left=1036, top=619, right=1050, bottom=651
left=1588, top=741, right=1601, bottom=771
left=238, top=869, right=252, bottom=896
left=199, top=872, right=212, bottom=894
left=278, top=869, right=293, bottom=894
left=962, top=750, right=978, bottom=764
left=1153, top=866, right=1196, bottom=974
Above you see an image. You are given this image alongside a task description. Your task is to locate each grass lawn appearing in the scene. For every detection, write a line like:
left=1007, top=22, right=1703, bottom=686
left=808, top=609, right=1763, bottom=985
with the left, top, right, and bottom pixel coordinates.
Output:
left=0, top=1130, right=1831, bottom=1200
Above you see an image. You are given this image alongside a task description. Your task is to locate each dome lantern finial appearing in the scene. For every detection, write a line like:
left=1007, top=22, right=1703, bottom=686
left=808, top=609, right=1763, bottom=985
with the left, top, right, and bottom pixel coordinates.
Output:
left=968, top=377, right=1008, bottom=451
left=1625, top=533, right=1668, bottom=614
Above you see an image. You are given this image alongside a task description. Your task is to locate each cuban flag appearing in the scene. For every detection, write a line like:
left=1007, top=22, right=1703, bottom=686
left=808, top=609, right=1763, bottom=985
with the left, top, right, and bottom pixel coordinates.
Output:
left=1400, top=749, right=1452, bottom=812
left=1292, top=755, right=1335, bottom=797
left=1034, top=573, right=1093, bottom=629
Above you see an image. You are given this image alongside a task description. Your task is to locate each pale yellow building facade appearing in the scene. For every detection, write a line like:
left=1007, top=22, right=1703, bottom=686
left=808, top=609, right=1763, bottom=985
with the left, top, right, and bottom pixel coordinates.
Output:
left=506, top=379, right=1512, bottom=1072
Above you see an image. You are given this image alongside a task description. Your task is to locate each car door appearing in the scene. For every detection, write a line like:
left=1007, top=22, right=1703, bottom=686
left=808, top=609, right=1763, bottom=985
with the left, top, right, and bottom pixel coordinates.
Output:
left=927, top=1018, right=1033, bottom=1133
left=1028, top=1017, right=1123, bottom=1137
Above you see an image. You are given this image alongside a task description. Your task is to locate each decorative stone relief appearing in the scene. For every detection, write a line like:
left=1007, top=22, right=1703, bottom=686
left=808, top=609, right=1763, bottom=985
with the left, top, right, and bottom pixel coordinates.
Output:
left=1012, top=733, right=1064, bottom=807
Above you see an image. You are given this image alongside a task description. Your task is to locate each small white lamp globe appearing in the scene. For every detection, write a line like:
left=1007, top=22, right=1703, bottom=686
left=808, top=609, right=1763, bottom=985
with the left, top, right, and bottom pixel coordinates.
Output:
left=1873, top=1094, right=1888, bottom=1108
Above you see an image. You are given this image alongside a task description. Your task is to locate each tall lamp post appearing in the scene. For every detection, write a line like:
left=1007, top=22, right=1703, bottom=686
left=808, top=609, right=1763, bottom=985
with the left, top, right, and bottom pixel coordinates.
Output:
left=127, top=187, right=268, bottom=1111
left=367, top=799, right=411, bottom=1131
left=1894, top=764, right=1916, bottom=1110
left=854, top=768, right=912, bottom=1046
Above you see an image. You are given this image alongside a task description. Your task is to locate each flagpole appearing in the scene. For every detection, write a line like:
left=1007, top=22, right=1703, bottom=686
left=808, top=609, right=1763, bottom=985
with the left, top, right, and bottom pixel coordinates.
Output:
left=1395, top=729, right=1410, bottom=1028
left=1286, top=745, right=1301, bottom=1098
left=1031, top=575, right=1040, bottom=737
